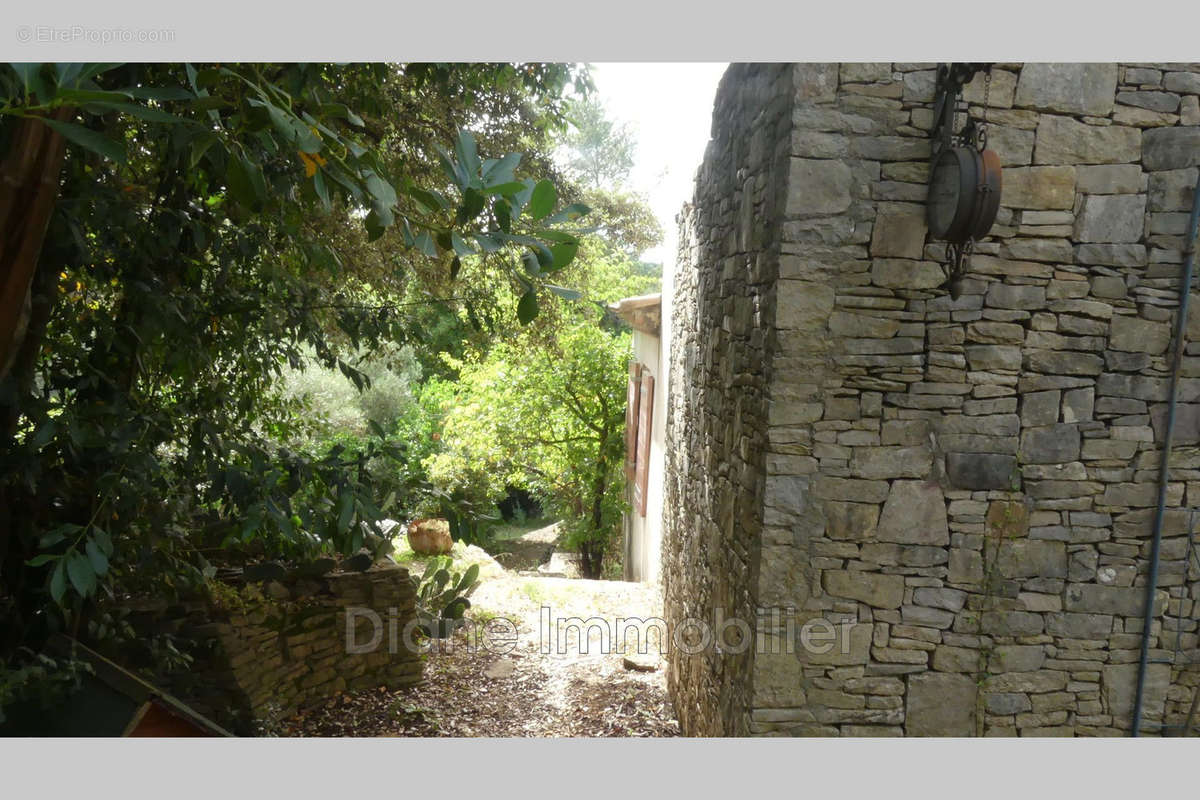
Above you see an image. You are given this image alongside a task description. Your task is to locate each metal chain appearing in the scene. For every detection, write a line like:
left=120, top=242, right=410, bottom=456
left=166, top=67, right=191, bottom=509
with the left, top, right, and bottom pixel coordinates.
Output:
left=978, top=70, right=991, bottom=150
left=949, top=66, right=959, bottom=148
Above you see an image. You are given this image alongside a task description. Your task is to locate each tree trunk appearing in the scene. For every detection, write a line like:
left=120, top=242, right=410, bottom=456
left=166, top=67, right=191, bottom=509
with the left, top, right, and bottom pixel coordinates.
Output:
left=0, top=109, right=72, bottom=599
left=0, top=108, right=73, bottom=381
left=580, top=461, right=608, bottom=580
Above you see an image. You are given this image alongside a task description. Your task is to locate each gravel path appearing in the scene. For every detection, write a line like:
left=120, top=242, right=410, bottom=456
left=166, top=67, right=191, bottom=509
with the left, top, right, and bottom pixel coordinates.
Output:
left=282, top=559, right=679, bottom=737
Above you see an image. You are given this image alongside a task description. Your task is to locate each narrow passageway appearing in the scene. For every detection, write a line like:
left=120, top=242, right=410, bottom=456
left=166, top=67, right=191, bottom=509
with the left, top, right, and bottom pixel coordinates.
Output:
left=282, top=526, right=678, bottom=737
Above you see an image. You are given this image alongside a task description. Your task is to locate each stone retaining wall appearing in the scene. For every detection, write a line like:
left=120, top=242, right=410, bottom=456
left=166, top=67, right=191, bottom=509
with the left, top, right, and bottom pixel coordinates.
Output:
left=154, top=564, right=421, bottom=734
left=666, top=62, right=1200, bottom=736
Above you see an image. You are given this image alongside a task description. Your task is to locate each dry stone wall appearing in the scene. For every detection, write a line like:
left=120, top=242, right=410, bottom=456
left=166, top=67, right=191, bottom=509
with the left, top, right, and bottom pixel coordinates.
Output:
left=663, top=64, right=794, bottom=736
left=140, top=564, right=421, bottom=734
left=666, top=62, right=1200, bottom=736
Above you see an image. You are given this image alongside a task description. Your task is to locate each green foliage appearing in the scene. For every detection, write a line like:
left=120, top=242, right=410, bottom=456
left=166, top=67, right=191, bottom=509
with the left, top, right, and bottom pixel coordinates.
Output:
left=435, top=495, right=500, bottom=549
left=427, top=321, right=629, bottom=578
left=414, top=556, right=481, bottom=638
left=276, top=342, right=438, bottom=520
left=556, top=96, right=663, bottom=262
left=560, top=97, right=636, bottom=188
left=0, top=650, right=92, bottom=725
left=0, top=62, right=591, bottom=659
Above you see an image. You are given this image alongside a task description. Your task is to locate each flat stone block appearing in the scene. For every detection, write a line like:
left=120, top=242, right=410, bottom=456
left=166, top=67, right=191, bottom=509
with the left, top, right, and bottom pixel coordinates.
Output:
left=1034, top=115, right=1141, bottom=165
left=1015, top=63, right=1118, bottom=116
left=906, top=672, right=977, bottom=736
left=877, top=480, right=950, bottom=545
left=1074, top=194, right=1146, bottom=243
left=946, top=452, right=1017, bottom=490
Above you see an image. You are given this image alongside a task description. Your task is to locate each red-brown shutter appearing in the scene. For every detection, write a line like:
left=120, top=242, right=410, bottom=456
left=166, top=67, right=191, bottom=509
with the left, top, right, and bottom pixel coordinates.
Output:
left=633, top=372, right=654, bottom=516
left=624, top=362, right=642, bottom=482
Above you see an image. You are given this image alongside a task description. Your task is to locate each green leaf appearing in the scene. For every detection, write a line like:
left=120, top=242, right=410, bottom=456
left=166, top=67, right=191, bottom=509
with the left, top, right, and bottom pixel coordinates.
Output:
left=482, top=152, right=521, bottom=187
left=449, top=232, right=473, bottom=258
left=72, top=63, right=123, bottom=85
left=54, top=88, right=134, bottom=104
left=484, top=181, right=526, bottom=197
left=313, top=170, right=331, bottom=211
left=454, top=130, right=481, bottom=179
left=93, top=528, right=113, bottom=557
left=336, top=490, right=355, bottom=535
left=364, top=171, right=397, bottom=210
left=408, top=186, right=447, bottom=213
left=25, top=554, right=58, bottom=568
left=194, top=68, right=222, bottom=89
left=434, top=146, right=465, bottom=187
left=543, top=202, right=592, bottom=224
left=373, top=202, right=395, bottom=229
left=245, top=158, right=268, bottom=205
left=41, top=118, right=127, bottom=164
left=190, top=96, right=229, bottom=112
left=511, top=180, right=535, bottom=217
left=225, top=154, right=265, bottom=210
left=10, top=63, right=47, bottom=101
left=413, top=231, right=437, bottom=257
left=38, top=524, right=79, bottom=548
left=337, top=359, right=368, bottom=391
left=87, top=102, right=190, bottom=124
left=548, top=240, right=579, bottom=270
left=517, top=289, right=539, bottom=325
left=10, top=63, right=39, bottom=85
left=254, top=99, right=322, bottom=153
left=85, top=540, right=110, bottom=577
left=66, top=550, right=97, bottom=598
left=364, top=209, right=387, bottom=241
left=324, top=164, right=363, bottom=203
left=494, top=199, right=512, bottom=233
left=527, top=180, right=557, bottom=220
left=547, top=284, right=583, bottom=301
left=458, top=187, right=486, bottom=223
left=49, top=560, right=67, bottom=606
left=432, top=568, right=450, bottom=591
left=126, top=86, right=194, bottom=101
left=318, top=103, right=364, bottom=127
left=442, top=597, right=470, bottom=620
left=189, top=133, right=218, bottom=168
left=473, top=233, right=502, bottom=253
left=30, top=420, right=56, bottom=449
left=53, top=63, right=84, bottom=88
left=522, top=250, right=542, bottom=278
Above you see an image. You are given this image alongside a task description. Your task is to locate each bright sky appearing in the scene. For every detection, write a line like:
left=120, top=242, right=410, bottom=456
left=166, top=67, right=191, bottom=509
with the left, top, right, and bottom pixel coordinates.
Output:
left=587, top=63, right=729, bottom=267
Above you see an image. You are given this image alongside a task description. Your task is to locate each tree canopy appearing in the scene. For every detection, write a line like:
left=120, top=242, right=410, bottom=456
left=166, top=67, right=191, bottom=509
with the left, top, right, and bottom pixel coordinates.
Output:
left=427, top=319, right=629, bottom=578
left=0, top=62, right=592, bottom=653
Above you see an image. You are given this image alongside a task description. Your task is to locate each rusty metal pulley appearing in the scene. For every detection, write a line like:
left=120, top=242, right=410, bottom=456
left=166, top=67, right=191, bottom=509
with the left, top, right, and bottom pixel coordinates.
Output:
left=926, top=63, right=1003, bottom=297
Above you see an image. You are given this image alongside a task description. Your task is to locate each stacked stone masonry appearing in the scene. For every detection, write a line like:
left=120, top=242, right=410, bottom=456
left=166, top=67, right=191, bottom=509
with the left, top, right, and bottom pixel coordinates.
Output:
left=663, top=64, right=793, bottom=736
left=156, top=564, right=421, bottom=734
left=664, top=62, right=1200, bottom=736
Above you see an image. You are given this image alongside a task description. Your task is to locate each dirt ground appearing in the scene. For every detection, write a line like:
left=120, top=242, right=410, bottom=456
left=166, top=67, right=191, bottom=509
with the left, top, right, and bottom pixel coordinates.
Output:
left=281, top=526, right=679, bottom=737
